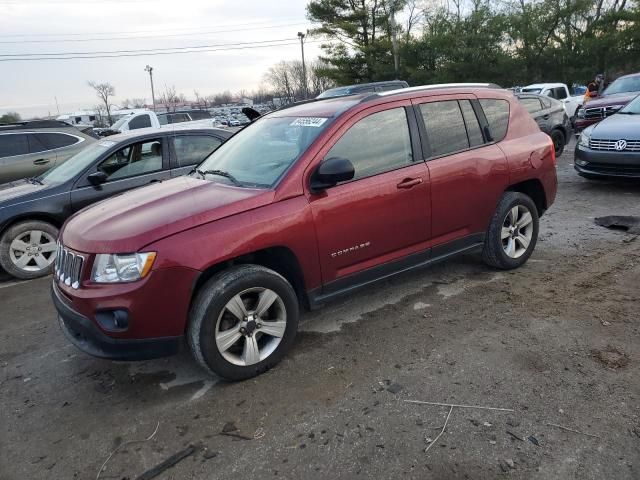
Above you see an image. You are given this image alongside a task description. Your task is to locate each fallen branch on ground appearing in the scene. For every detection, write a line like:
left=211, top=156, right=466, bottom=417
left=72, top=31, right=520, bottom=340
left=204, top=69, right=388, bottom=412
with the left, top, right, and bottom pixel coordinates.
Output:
left=404, top=400, right=515, bottom=412
left=546, top=422, right=601, bottom=439
left=424, top=406, right=454, bottom=453
left=96, top=421, right=160, bottom=480
left=134, top=445, right=196, bottom=480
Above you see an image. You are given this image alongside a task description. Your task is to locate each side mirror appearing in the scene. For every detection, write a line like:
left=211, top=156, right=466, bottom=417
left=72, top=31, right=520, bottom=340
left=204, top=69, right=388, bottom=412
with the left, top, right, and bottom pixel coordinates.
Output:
left=88, top=171, right=108, bottom=187
left=310, top=157, right=355, bottom=192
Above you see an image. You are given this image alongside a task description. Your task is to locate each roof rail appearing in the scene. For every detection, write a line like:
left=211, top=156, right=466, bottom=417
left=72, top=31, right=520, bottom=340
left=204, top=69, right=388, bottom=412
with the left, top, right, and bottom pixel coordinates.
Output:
left=372, top=83, right=502, bottom=99
left=0, top=119, right=72, bottom=130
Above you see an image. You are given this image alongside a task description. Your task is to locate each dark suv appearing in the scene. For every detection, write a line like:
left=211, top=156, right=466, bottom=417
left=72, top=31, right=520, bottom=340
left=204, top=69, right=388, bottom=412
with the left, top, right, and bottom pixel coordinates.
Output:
left=52, top=84, right=557, bottom=380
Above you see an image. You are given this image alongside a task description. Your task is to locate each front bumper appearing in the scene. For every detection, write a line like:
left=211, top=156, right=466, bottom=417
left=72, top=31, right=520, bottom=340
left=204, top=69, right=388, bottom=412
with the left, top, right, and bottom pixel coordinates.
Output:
left=52, top=282, right=183, bottom=360
left=574, top=144, right=640, bottom=178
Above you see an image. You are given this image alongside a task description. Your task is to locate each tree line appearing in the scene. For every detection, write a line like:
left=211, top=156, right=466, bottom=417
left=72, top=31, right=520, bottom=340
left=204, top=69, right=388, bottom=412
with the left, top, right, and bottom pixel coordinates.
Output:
left=307, top=0, right=640, bottom=88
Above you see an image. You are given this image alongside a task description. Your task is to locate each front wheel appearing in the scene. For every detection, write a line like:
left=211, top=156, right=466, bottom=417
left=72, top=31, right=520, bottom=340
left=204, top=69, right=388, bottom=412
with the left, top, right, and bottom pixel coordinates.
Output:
left=0, top=220, right=59, bottom=279
left=482, top=192, right=539, bottom=270
left=550, top=129, right=565, bottom=157
left=188, top=265, right=299, bottom=381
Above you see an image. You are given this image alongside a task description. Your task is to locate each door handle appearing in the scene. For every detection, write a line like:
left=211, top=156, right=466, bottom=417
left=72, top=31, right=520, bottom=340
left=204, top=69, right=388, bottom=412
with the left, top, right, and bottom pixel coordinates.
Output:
left=33, top=158, right=49, bottom=166
left=397, top=177, right=423, bottom=189
left=148, top=179, right=161, bottom=184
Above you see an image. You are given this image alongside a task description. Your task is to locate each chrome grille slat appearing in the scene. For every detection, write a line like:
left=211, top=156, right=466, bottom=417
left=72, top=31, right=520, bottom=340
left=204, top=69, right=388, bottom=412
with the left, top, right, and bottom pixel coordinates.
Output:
left=54, top=243, right=84, bottom=289
left=589, top=138, right=640, bottom=152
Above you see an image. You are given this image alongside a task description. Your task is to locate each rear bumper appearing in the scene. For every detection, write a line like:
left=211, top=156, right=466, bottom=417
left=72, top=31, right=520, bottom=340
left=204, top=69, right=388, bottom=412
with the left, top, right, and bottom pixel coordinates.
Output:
left=52, top=282, right=183, bottom=360
left=574, top=144, right=640, bottom=178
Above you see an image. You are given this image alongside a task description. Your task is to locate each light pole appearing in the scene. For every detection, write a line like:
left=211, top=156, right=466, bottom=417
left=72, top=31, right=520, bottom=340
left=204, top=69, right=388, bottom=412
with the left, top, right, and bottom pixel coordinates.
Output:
left=144, top=65, right=156, bottom=111
left=297, top=31, right=308, bottom=100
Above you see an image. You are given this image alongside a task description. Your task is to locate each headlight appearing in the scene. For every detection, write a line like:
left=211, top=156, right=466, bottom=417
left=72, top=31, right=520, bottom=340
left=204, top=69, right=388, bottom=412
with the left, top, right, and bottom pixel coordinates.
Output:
left=92, top=252, right=156, bottom=283
left=576, top=108, right=585, bottom=119
left=579, top=130, right=591, bottom=147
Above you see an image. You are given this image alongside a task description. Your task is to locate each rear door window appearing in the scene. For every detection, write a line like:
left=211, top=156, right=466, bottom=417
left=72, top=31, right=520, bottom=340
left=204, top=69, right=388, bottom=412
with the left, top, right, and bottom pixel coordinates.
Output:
left=325, top=107, right=413, bottom=181
left=419, top=100, right=469, bottom=156
left=459, top=100, right=485, bottom=147
left=0, top=133, right=29, bottom=158
left=129, top=114, right=152, bottom=130
left=172, top=135, right=222, bottom=167
left=35, top=132, right=80, bottom=149
left=479, top=99, right=510, bottom=142
left=27, top=134, right=49, bottom=154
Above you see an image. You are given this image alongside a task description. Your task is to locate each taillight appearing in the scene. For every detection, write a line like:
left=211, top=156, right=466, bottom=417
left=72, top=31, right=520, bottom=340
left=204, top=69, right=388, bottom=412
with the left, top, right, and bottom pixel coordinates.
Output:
left=549, top=137, right=557, bottom=166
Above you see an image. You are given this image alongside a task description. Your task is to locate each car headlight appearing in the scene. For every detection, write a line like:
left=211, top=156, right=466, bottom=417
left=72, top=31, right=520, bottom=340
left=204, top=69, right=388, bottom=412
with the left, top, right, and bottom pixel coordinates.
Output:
left=579, top=130, right=591, bottom=147
left=576, top=108, right=585, bottom=119
left=92, top=252, right=156, bottom=283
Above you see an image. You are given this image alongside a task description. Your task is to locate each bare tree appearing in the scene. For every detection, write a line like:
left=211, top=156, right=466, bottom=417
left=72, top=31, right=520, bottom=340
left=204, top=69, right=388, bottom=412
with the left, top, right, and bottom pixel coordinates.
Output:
left=93, top=104, right=108, bottom=127
left=158, top=84, right=179, bottom=112
left=88, top=81, right=115, bottom=124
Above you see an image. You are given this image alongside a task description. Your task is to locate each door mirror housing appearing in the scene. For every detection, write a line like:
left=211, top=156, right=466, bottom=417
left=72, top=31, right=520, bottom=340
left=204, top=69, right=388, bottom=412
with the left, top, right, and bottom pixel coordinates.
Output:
left=310, top=157, right=355, bottom=192
left=88, top=171, right=108, bottom=186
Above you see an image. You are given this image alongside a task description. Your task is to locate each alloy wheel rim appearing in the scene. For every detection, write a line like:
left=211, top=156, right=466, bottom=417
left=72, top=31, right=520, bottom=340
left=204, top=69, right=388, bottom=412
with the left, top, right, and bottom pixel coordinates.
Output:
left=501, top=205, right=533, bottom=259
left=215, top=287, right=287, bottom=367
left=9, top=230, right=57, bottom=272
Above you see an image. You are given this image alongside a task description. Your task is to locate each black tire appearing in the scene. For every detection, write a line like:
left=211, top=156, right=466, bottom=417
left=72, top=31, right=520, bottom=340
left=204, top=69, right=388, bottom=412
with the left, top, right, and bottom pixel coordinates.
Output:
left=0, top=220, right=59, bottom=280
left=482, top=192, right=539, bottom=270
left=188, top=264, right=299, bottom=381
left=551, top=129, right=565, bottom=157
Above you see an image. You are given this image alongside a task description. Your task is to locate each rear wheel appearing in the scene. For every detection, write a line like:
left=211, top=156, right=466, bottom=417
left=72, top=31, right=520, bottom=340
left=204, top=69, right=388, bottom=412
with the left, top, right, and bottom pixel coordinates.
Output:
left=482, top=192, right=539, bottom=270
left=550, top=129, right=565, bottom=157
left=188, top=265, right=299, bottom=381
left=0, top=220, right=59, bottom=279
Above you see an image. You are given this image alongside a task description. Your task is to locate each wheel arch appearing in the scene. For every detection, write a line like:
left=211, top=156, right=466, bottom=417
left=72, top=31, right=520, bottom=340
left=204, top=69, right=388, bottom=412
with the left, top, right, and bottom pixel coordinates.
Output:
left=0, top=213, right=63, bottom=239
left=190, top=246, right=309, bottom=316
left=506, top=179, right=547, bottom=217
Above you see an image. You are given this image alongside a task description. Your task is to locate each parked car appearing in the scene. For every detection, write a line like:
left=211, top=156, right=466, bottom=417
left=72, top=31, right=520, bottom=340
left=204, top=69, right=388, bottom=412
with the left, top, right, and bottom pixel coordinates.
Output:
left=520, top=83, right=583, bottom=119
left=574, top=93, right=640, bottom=178
left=0, top=126, right=231, bottom=279
left=52, top=83, right=556, bottom=380
left=516, top=92, right=571, bottom=156
left=98, top=110, right=219, bottom=136
left=574, top=72, right=640, bottom=131
left=317, top=80, right=409, bottom=99
left=0, top=120, right=96, bottom=184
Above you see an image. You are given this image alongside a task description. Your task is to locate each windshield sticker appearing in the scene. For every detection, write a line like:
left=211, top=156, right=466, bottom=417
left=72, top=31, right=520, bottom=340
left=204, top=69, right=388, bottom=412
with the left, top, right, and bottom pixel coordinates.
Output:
left=98, top=141, right=116, bottom=148
left=290, top=117, right=328, bottom=128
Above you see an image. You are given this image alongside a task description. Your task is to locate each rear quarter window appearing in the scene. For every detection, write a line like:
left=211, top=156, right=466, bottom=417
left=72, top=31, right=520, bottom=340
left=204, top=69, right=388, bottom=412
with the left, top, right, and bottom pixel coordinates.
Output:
left=35, top=132, right=80, bottom=149
left=479, top=99, right=510, bottom=142
left=0, top=133, right=29, bottom=157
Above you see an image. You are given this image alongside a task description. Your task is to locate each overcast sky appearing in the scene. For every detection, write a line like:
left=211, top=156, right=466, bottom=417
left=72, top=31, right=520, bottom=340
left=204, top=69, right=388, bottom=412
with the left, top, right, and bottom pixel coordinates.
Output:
left=0, top=0, right=322, bottom=118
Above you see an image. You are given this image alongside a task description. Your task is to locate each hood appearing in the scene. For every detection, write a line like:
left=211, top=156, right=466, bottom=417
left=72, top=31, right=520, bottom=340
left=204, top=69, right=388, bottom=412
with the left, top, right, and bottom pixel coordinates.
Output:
left=584, top=92, right=638, bottom=109
left=61, top=176, right=275, bottom=253
left=590, top=113, right=640, bottom=140
left=0, top=179, right=52, bottom=206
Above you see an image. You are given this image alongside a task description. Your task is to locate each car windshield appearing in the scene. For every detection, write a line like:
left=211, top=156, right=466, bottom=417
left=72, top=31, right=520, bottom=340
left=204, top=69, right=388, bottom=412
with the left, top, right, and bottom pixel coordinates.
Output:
left=39, top=141, right=113, bottom=184
left=521, top=88, right=542, bottom=94
left=195, top=116, right=330, bottom=188
left=188, top=111, right=211, bottom=120
left=604, top=76, right=640, bottom=95
left=619, top=95, right=640, bottom=114
left=110, top=116, right=130, bottom=129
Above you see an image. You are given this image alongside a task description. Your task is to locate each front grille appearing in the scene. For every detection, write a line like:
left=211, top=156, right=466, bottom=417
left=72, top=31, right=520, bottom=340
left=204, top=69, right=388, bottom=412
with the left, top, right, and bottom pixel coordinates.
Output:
left=589, top=138, right=640, bottom=152
left=583, top=106, right=619, bottom=120
left=54, top=243, right=84, bottom=289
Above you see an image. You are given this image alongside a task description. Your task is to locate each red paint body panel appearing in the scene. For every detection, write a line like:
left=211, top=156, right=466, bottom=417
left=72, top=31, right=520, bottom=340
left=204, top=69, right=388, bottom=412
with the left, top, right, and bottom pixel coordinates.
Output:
left=54, top=85, right=557, bottom=350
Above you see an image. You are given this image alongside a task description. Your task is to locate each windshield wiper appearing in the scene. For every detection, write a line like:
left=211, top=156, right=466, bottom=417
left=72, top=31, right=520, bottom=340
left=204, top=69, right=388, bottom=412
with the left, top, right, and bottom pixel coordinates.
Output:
left=196, top=169, right=242, bottom=186
left=27, top=177, right=43, bottom=185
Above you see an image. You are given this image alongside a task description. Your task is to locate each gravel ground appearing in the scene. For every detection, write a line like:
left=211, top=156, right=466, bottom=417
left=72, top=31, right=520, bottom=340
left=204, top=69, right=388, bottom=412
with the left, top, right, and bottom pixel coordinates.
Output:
left=1, top=140, right=639, bottom=480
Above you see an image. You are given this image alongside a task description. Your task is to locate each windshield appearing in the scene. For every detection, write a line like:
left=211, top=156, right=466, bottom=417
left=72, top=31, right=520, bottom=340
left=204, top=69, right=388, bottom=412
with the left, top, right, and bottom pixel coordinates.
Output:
left=317, top=87, right=351, bottom=99
left=619, top=95, right=640, bottom=114
left=188, top=111, right=211, bottom=120
left=604, top=76, right=640, bottom=95
left=521, top=88, right=542, bottom=94
left=196, top=116, right=330, bottom=188
left=39, top=141, right=113, bottom=183
left=110, top=116, right=130, bottom=129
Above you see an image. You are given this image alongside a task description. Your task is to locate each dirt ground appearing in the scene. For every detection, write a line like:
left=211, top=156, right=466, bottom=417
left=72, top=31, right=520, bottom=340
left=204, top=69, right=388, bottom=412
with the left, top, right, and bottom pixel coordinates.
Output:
left=1, top=140, right=639, bottom=480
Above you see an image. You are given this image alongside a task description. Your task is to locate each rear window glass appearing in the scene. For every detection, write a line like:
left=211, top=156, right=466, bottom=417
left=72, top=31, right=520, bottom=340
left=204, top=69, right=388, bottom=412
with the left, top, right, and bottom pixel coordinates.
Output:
left=479, top=99, right=510, bottom=142
left=520, top=97, right=543, bottom=113
left=129, top=114, right=152, bottom=129
left=187, top=111, right=211, bottom=120
left=35, top=132, right=80, bottom=149
left=0, top=133, right=29, bottom=157
left=419, top=100, right=469, bottom=157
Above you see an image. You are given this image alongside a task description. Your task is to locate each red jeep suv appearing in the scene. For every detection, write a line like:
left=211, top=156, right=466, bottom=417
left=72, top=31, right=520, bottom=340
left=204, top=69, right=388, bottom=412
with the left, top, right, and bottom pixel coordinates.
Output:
left=52, top=84, right=557, bottom=380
